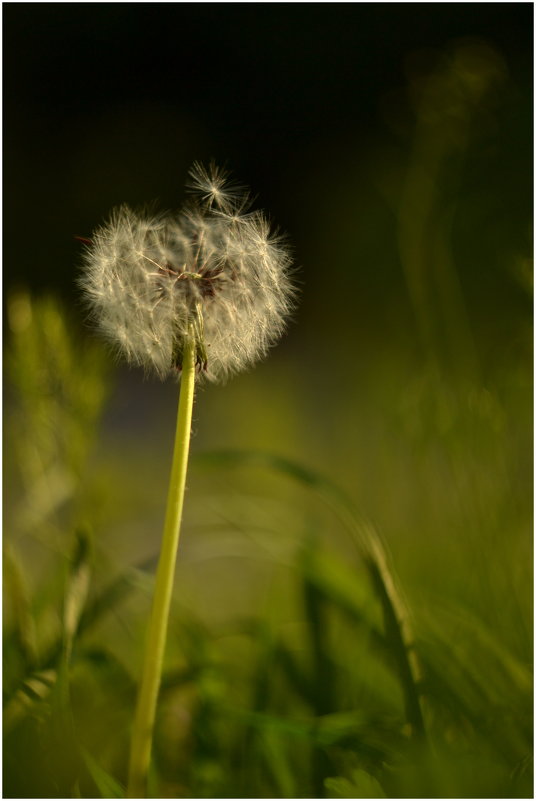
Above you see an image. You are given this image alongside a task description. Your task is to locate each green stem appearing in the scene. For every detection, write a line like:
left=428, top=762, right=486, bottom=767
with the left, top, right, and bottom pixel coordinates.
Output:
left=126, top=336, right=196, bottom=798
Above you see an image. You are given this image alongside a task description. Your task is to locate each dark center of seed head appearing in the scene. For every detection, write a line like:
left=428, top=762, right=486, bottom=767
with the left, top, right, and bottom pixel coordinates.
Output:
left=158, top=263, right=223, bottom=301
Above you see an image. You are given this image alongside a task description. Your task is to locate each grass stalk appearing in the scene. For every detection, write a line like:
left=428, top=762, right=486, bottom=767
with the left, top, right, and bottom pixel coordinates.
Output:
left=196, top=450, right=427, bottom=741
left=126, top=336, right=196, bottom=798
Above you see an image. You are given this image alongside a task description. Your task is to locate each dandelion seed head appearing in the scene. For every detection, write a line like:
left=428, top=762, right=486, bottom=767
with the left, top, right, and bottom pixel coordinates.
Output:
left=80, top=165, right=297, bottom=382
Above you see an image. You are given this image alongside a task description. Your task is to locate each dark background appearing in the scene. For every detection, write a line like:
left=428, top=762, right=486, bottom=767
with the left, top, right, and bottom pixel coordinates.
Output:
left=4, top=3, right=532, bottom=315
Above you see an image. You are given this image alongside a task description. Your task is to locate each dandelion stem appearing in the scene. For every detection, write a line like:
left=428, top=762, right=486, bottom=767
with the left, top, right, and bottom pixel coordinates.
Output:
left=126, top=335, right=196, bottom=798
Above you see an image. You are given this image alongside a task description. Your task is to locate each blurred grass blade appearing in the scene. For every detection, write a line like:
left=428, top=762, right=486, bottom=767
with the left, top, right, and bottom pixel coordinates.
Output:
left=195, top=449, right=426, bottom=740
left=325, top=767, right=386, bottom=798
left=273, top=641, right=313, bottom=704
left=38, top=555, right=157, bottom=673
left=54, top=525, right=93, bottom=725
left=78, top=555, right=157, bottom=632
left=3, top=542, right=38, bottom=670
left=3, top=669, right=57, bottom=733
left=363, top=538, right=425, bottom=739
left=299, top=543, right=384, bottom=650
left=81, top=748, right=125, bottom=798
left=302, top=545, right=335, bottom=715
left=301, top=544, right=337, bottom=795
left=261, top=729, right=296, bottom=797
left=63, top=526, right=93, bottom=663
left=48, top=527, right=94, bottom=792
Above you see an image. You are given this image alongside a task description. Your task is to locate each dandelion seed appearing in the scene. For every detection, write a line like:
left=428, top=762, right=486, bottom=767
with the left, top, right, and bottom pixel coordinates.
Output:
left=186, top=160, right=247, bottom=212
left=80, top=165, right=296, bottom=382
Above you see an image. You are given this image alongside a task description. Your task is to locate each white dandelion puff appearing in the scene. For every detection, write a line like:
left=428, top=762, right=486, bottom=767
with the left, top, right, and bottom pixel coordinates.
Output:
left=80, top=165, right=297, bottom=382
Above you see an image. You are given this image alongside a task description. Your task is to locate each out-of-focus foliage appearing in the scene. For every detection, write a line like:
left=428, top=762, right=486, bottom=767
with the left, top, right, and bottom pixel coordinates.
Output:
left=3, top=36, right=532, bottom=801
left=5, top=291, right=109, bottom=540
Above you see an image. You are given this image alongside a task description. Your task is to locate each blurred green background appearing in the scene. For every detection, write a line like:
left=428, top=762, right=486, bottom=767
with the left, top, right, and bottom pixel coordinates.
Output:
left=4, top=4, right=532, bottom=799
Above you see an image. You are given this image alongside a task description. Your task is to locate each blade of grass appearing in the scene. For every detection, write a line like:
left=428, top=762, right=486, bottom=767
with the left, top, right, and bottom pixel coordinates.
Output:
left=5, top=554, right=159, bottom=729
left=3, top=542, right=38, bottom=684
left=81, top=747, right=125, bottom=798
left=302, top=542, right=337, bottom=795
left=49, top=527, right=93, bottom=795
left=38, top=554, right=158, bottom=672
left=63, top=527, right=92, bottom=664
left=195, top=449, right=426, bottom=741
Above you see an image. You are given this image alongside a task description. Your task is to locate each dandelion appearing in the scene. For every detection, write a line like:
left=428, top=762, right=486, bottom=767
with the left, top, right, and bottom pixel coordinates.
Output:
left=81, top=162, right=295, bottom=383
left=79, top=164, right=296, bottom=798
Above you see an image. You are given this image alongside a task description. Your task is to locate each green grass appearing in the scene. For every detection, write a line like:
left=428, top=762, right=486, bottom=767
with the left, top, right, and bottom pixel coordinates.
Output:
left=4, top=293, right=531, bottom=797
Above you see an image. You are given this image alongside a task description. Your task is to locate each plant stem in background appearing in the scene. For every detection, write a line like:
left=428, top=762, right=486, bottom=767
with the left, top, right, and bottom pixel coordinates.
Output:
left=126, top=336, right=196, bottom=798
